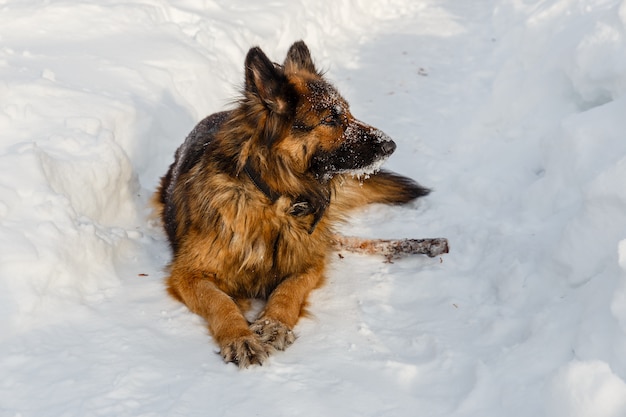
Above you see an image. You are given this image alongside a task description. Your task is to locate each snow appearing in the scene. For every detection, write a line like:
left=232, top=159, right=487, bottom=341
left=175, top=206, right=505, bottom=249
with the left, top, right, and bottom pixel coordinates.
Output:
left=2, top=0, right=626, bottom=416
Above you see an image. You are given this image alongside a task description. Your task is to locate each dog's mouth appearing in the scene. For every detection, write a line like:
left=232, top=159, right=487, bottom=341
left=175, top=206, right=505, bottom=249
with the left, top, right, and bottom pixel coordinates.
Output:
left=310, top=122, right=396, bottom=181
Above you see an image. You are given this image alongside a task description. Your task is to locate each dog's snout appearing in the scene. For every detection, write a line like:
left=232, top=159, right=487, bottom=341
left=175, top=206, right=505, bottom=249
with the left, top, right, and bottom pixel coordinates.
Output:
left=381, top=140, right=396, bottom=155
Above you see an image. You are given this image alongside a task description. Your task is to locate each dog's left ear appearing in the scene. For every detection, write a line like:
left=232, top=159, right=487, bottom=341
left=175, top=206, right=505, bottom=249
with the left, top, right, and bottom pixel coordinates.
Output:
left=245, top=46, right=291, bottom=115
left=284, top=40, right=317, bottom=74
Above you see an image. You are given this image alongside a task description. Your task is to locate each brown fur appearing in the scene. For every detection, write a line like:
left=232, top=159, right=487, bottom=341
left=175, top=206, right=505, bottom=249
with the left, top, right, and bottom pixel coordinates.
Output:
left=154, top=41, right=430, bottom=367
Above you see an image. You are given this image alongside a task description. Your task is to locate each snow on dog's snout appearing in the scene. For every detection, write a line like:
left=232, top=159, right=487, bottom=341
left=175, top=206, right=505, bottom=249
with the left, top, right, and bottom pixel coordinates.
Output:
left=342, top=119, right=396, bottom=179
left=310, top=115, right=397, bottom=181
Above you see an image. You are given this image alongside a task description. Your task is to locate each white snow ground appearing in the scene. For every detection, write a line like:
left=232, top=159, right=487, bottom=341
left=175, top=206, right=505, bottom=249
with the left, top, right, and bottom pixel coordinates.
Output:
left=2, top=0, right=626, bottom=416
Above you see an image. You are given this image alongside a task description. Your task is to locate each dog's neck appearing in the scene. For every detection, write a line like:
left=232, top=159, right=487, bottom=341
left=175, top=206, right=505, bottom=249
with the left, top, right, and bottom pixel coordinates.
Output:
left=243, top=158, right=328, bottom=233
left=244, top=158, right=281, bottom=203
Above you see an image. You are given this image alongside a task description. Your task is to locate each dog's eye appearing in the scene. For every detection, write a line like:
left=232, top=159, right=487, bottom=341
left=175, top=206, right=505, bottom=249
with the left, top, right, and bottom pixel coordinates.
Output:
left=320, top=115, right=337, bottom=126
left=321, top=111, right=343, bottom=127
left=320, top=104, right=346, bottom=127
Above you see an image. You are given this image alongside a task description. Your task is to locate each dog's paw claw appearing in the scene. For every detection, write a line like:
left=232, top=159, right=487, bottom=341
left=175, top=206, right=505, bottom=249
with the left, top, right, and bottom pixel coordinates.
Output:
left=220, top=335, right=269, bottom=368
left=250, top=317, right=296, bottom=351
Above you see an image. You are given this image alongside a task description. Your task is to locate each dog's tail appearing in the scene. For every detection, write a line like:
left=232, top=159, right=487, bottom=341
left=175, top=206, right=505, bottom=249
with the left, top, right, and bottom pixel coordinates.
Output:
left=332, top=170, right=430, bottom=213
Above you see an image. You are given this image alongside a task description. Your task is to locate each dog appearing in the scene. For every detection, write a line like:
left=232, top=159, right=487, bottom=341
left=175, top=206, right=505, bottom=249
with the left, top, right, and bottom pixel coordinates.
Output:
left=154, top=41, right=430, bottom=367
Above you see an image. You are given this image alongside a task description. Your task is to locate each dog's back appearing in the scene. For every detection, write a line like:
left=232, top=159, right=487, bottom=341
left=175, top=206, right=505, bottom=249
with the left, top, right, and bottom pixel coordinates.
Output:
left=157, top=111, right=230, bottom=249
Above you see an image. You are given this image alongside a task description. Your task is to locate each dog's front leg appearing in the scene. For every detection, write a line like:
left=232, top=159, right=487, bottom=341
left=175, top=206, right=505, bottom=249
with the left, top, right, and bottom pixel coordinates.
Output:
left=167, top=269, right=269, bottom=368
left=251, top=264, right=325, bottom=351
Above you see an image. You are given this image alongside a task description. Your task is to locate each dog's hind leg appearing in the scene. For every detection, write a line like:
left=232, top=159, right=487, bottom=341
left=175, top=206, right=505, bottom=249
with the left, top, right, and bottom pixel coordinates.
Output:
left=167, top=268, right=270, bottom=368
left=251, top=263, right=325, bottom=351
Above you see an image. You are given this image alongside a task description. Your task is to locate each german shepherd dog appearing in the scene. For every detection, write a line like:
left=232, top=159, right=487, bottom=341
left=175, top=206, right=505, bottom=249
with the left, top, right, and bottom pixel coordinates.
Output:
left=154, top=41, right=430, bottom=367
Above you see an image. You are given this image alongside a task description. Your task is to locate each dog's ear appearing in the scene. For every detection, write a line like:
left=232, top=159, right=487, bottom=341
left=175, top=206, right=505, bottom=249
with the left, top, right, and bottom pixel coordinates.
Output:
left=284, top=40, right=317, bottom=74
left=245, top=47, right=290, bottom=115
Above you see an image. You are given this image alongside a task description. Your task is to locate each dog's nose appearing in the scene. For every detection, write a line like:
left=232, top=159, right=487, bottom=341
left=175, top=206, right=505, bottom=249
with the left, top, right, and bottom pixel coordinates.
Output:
left=381, top=140, right=396, bottom=155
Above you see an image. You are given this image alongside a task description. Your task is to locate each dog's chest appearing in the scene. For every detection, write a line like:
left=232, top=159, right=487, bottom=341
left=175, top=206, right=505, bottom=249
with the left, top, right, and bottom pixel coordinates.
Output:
left=270, top=203, right=329, bottom=268
left=224, top=211, right=329, bottom=298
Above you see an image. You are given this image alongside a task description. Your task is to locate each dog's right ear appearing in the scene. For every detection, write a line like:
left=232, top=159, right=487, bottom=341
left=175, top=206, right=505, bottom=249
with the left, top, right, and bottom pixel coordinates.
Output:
left=284, top=40, right=317, bottom=74
left=245, top=47, right=290, bottom=115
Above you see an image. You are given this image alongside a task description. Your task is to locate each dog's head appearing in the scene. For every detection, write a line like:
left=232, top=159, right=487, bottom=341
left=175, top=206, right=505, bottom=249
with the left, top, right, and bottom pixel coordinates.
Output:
left=243, top=41, right=396, bottom=182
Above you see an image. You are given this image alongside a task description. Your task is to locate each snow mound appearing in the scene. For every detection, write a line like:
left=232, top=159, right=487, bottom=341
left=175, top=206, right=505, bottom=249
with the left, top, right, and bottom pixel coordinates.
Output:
left=547, top=360, right=626, bottom=417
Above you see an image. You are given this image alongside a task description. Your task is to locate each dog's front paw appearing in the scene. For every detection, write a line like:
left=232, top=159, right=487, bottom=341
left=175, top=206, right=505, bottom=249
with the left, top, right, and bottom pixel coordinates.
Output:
left=220, top=334, right=269, bottom=368
left=251, top=317, right=296, bottom=351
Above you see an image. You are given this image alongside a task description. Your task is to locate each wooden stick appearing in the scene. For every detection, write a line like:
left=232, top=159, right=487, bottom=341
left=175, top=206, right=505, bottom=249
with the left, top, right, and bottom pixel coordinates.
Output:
left=332, top=235, right=449, bottom=261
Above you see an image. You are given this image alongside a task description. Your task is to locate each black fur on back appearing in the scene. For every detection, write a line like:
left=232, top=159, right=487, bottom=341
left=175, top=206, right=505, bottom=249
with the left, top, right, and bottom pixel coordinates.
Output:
left=160, top=111, right=231, bottom=249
